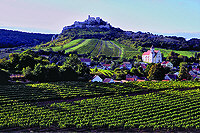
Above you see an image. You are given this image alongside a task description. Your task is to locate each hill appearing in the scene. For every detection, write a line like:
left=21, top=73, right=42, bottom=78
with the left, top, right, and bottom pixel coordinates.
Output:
left=0, top=29, right=53, bottom=48
left=42, top=15, right=200, bottom=54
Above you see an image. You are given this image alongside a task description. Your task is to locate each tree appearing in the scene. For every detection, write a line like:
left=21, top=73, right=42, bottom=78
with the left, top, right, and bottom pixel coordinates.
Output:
left=114, top=68, right=127, bottom=80
left=32, top=63, right=47, bottom=82
left=45, top=63, right=60, bottom=82
left=179, top=62, right=190, bottom=80
left=18, top=54, right=36, bottom=70
left=65, top=54, right=81, bottom=68
left=59, top=65, right=78, bottom=81
left=9, top=53, right=19, bottom=69
left=136, top=54, right=142, bottom=62
left=147, top=63, right=165, bottom=80
left=145, top=63, right=154, bottom=76
left=94, top=66, right=98, bottom=72
left=22, top=66, right=33, bottom=80
left=130, top=67, right=142, bottom=77
left=0, top=69, right=9, bottom=84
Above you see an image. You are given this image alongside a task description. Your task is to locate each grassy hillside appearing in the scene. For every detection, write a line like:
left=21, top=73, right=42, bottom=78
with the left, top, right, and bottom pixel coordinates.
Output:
left=155, top=48, right=196, bottom=58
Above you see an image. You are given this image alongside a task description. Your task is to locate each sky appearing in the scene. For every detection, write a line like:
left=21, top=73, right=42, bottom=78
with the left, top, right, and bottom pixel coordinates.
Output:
left=0, top=0, right=200, bottom=39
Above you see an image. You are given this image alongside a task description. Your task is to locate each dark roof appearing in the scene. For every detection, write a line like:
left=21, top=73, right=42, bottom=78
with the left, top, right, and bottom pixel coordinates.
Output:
left=167, top=74, right=178, bottom=79
left=80, top=58, right=91, bottom=62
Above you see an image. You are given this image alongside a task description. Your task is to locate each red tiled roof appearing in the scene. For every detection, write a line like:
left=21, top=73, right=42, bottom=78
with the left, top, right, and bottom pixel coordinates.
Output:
left=103, top=64, right=111, bottom=67
left=192, top=68, right=199, bottom=71
left=126, top=78, right=135, bottom=81
left=141, top=64, right=146, bottom=69
left=142, top=50, right=159, bottom=56
left=137, top=79, right=145, bottom=82
left=142, top=51, right=151, bottom=55
left=161, top=61, right=170, bottom=64
left=120, top=64, right=126, bottom=68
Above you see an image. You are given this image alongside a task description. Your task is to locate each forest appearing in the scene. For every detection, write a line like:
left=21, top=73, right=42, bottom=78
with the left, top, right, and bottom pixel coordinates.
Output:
left=0, top=29, right=53, bottom=48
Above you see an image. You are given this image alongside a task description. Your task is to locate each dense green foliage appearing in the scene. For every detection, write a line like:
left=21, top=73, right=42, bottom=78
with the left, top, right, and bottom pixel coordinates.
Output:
left=22, top=54, right=90, bottom=82
left=179, top=62, right=191, bottom=80
left=0, top=29, right=53, bottom=48
left=0, top=50, right=49, bottom=70
left=0, top=69, right=9, bottom=84
left=147, top=63, right=166, bottom=80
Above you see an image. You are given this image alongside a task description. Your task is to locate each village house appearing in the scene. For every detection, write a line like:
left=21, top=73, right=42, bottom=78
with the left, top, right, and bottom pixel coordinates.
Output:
left=192, top=68, right=200, bottom=74
left=124, top=62, right=132, bottom=70
left=91, top=75, right=103, bottom=82
left=164, top=74, right=178, bottom=81
left=161, top=61, right=173, bottom=69
left=10, top=74, right=26, bottom=82
left=121, top=62, right=132, bottom=70
left=191, top=63, right=199, bottom=68
left=102, top=64, right=111, bottom=70
left=80, top=58, right=91, bottom=66
left=126, top=74, right=138, bottom=81
left=103, top=78, right=115, bottom=83
left=142, top=45, right=162, bottom=63
left=174, top=72, right=179, bottom=76
left=189, top=70, right=200, bottom=80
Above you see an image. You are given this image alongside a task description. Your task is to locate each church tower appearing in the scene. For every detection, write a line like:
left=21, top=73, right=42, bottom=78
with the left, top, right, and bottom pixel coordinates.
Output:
left=150, top=45, right=154, bottom=53
left=150, top=45, right=155, bottom=63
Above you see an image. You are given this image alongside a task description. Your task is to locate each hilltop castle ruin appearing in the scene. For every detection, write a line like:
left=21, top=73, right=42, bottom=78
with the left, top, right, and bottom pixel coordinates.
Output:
left=63, top=15, right=112, bottom=31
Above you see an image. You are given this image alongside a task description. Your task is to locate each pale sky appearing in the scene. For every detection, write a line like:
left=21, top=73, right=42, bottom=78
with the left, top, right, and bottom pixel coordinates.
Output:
left=0, top=0, right=200, bottom=39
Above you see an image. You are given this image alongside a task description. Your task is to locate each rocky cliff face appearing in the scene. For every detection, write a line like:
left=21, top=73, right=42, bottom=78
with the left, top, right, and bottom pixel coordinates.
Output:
left=62, top=15, right=112, bottom=32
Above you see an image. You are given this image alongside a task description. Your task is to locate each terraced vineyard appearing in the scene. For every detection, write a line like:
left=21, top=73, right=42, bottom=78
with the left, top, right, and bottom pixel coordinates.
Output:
left=1, top=81, right=200, bottom=132
left=76, top=39, right=122, bottom=57
left=39, top=39, right=141, bottom=58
